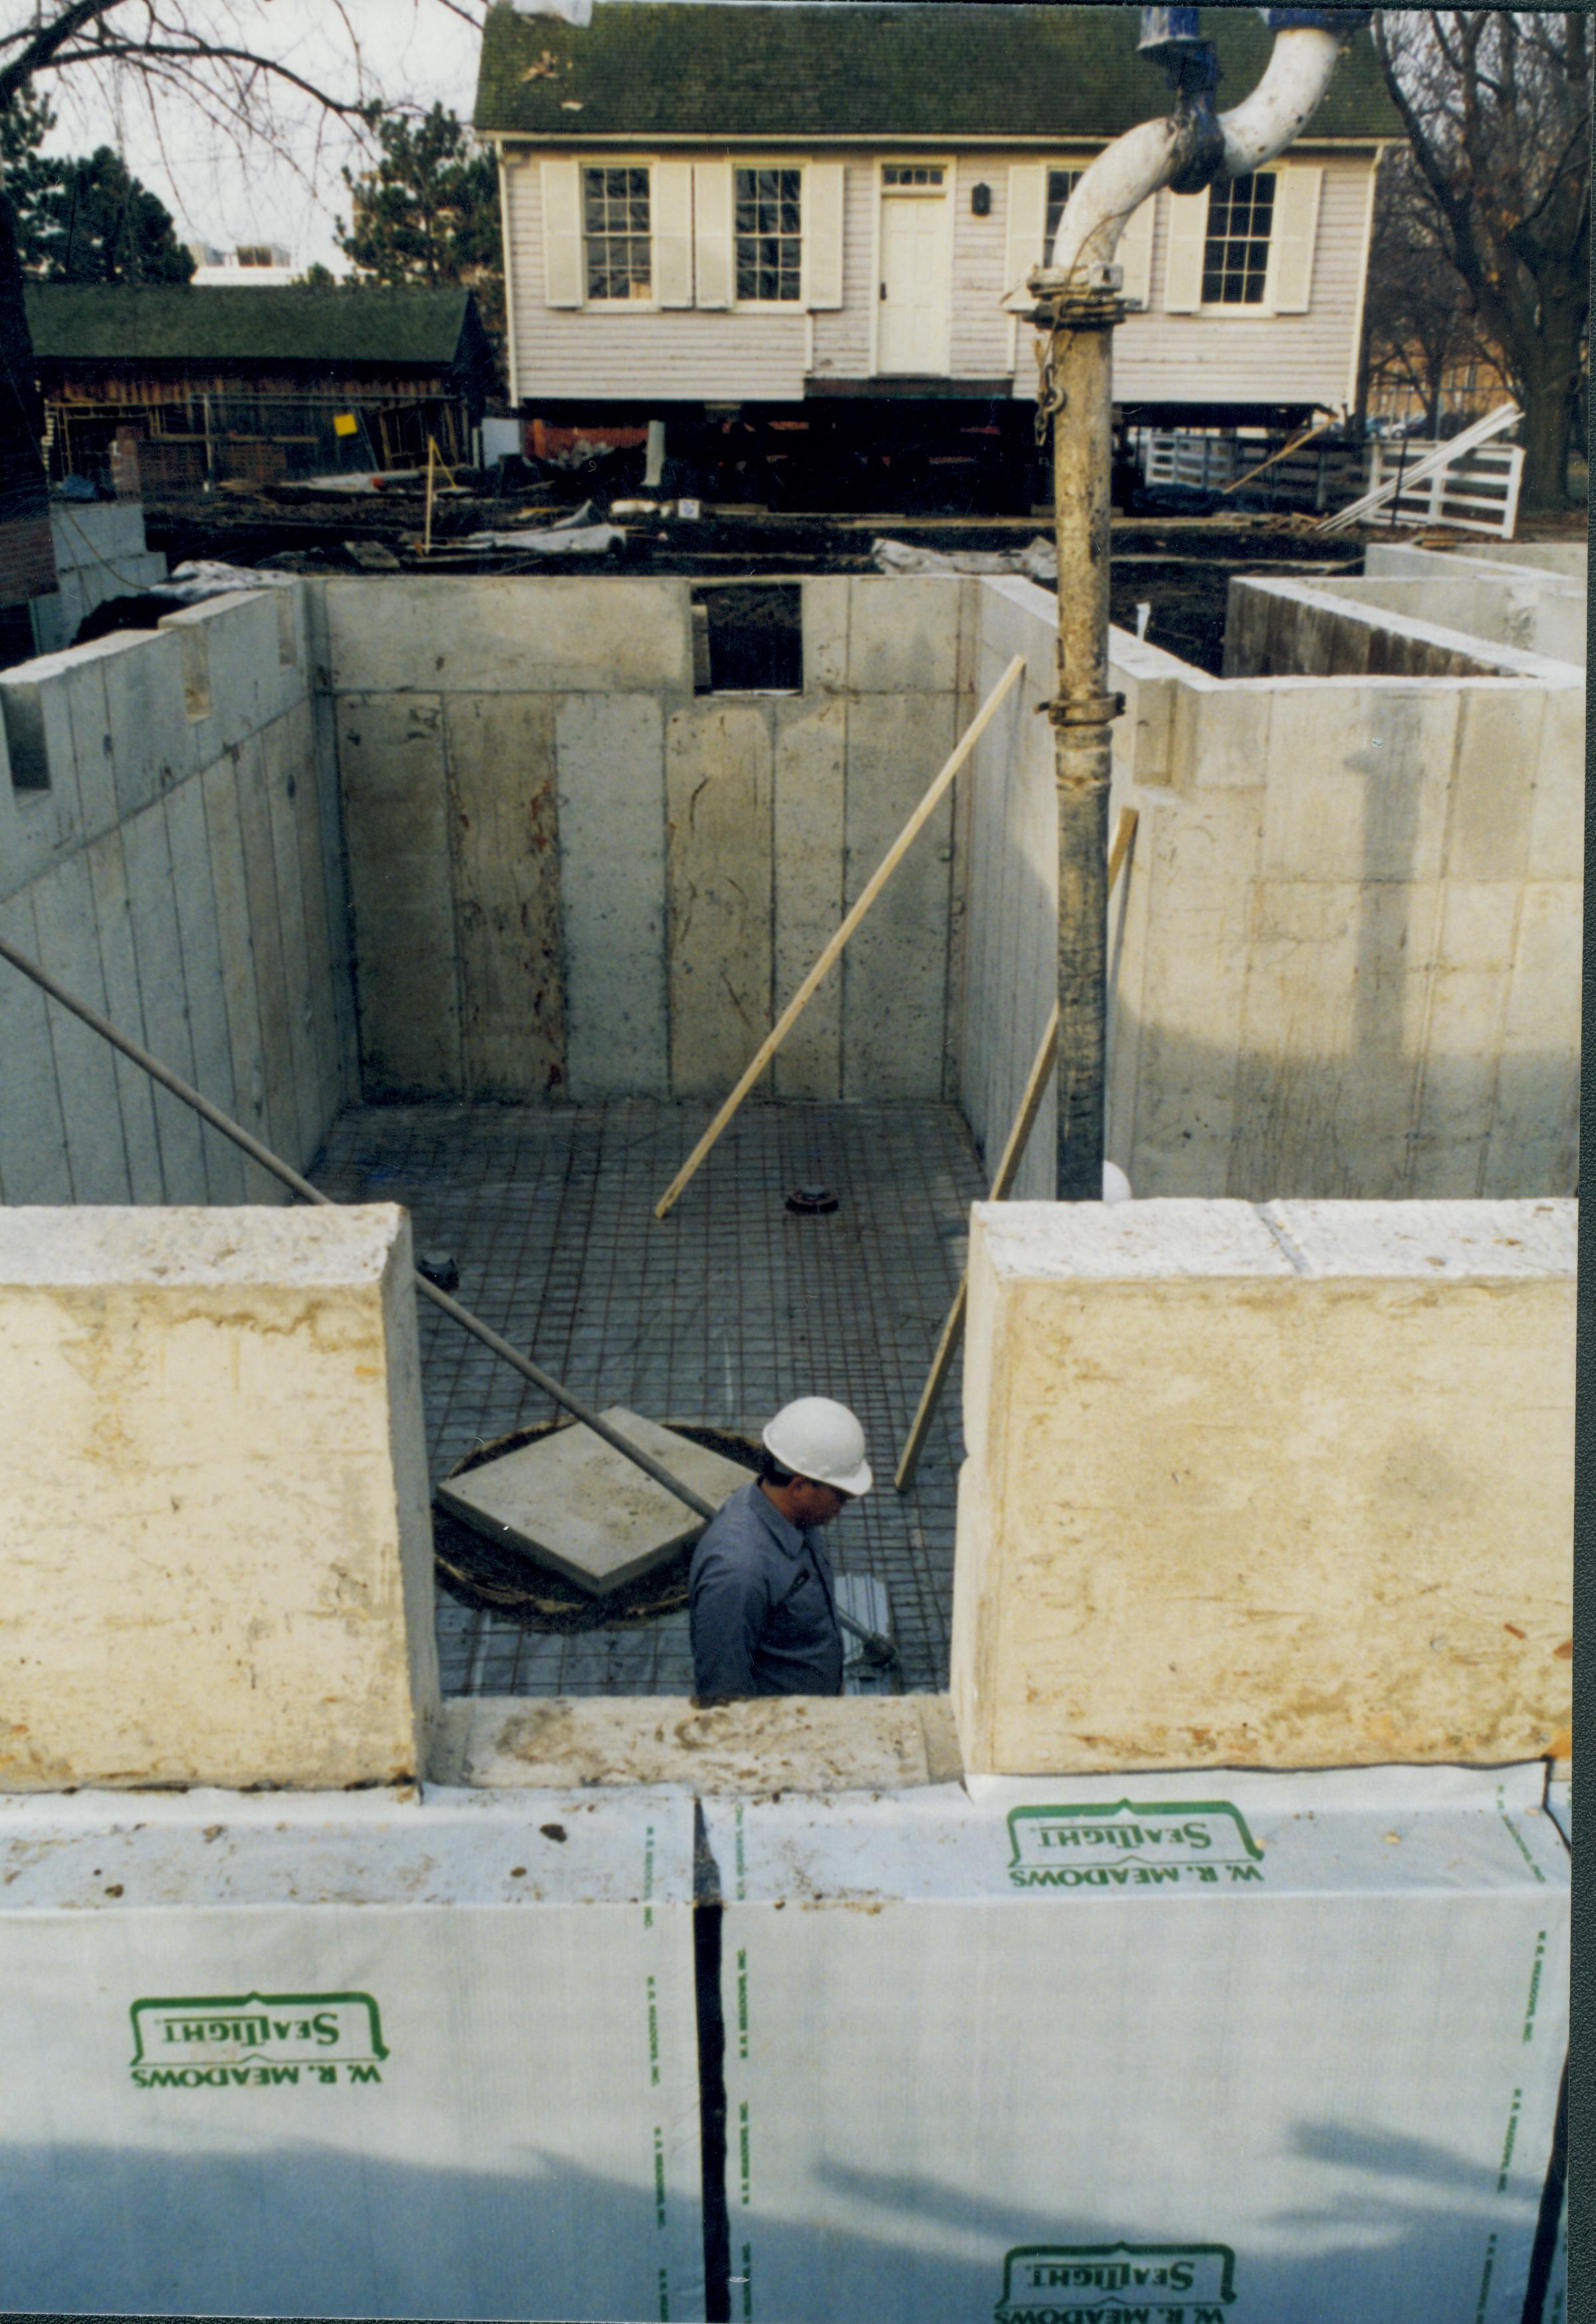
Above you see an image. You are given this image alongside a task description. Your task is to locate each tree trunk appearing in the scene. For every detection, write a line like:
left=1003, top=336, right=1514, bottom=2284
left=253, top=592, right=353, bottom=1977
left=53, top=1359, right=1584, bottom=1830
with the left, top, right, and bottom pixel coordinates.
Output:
left=0, top=186, right=55, bottom=610
left=1516, top=308, right=1583, bottom=512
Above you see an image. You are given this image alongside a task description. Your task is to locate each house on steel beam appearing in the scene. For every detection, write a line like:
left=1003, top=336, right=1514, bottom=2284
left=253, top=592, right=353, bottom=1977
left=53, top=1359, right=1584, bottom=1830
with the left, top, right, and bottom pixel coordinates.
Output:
left=473, top=1, right=1401, bottom=506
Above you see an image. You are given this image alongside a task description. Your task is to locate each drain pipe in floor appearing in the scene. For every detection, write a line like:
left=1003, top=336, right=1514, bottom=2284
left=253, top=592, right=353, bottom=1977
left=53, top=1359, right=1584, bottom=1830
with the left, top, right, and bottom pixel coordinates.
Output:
left=1030, top=5, right=1369, bottom=1197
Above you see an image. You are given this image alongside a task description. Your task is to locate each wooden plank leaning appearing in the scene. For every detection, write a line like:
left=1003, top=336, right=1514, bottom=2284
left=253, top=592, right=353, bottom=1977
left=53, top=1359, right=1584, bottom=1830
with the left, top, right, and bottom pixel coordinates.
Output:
left=653, top=651, right=1028, bottom=1220
left=894, top=805, right=1139, bottom=1492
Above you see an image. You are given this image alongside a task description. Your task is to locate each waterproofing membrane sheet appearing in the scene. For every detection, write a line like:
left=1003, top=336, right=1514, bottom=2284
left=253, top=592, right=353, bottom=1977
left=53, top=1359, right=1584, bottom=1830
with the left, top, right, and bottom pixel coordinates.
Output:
left=1532, top=1776, right=1569, bottom=2324
left=0, top=1785, right=703, bottom=2321
left=704, top=1765, right=1568, bottom=2324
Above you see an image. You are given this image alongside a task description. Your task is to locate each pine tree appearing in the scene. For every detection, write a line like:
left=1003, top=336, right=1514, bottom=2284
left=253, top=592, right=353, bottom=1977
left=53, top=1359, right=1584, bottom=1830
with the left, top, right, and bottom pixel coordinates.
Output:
left=0, top=84, right=64, bottom=272
left=43, top=147, right=194, bottom=284
left=336, top=103, right=503, bottom=346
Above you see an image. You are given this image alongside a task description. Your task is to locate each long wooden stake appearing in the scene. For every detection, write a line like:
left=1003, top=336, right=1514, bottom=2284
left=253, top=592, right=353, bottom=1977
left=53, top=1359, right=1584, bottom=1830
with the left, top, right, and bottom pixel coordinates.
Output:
left=894, top=806, right=1138, bottom=1490
left=1219, top=415, right=1334, bottom=497
left=653, top=652, right=1027, bottom=1219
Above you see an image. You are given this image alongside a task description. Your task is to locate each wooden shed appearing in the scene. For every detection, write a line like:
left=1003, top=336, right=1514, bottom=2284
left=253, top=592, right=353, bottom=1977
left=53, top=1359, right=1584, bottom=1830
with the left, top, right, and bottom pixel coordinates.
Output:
left=29, top=283, right=499, bottom=491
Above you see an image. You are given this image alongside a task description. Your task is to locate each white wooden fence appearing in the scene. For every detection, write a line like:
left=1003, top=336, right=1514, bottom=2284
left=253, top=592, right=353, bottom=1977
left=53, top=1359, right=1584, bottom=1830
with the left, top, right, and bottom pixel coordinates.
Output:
left=1363, top=437, right=1524, bottom=538
left=1137, top=423, right=1524, bottom=538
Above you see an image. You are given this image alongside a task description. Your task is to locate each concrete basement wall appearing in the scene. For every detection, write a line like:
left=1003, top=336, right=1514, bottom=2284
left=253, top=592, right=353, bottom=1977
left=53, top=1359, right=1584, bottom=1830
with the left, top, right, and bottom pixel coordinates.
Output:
left=950, top=1197, right=1575, bottom=1776
left=0, top=1203, right=437, bottom=1791
left=1221, top=570, right=1579, bottom=681
left=312, top=573, right=974, bottom=1104
left=959, top=573, right=1581, bottom=1201
left=0, top=584, right=354, bottom=1204
left=1359, top=543, right=1587, bottom=669
left=34, top=500, right=170, bottom=657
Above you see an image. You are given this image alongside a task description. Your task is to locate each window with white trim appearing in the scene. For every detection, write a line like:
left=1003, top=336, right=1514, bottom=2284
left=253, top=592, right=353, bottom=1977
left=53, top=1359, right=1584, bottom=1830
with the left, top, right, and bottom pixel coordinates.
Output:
left=1200, top=171, right=1276, bottom=305
left=735, top=167, right=802, bottom=304
left=1044, top=168, right=1083, bottom=255
left=583, top=164, right=651, bottom=301
left=882, top=164, right=944, bottom=188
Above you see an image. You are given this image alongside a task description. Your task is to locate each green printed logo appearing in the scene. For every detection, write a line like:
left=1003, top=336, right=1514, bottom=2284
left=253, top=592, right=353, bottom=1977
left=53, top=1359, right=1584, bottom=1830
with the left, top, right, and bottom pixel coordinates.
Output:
left=129, top=1991, right=388, bottom=2089
left=996, top=2242, right=1237, bottom=2323
left=1006, top=1803, right=1264, bottom=1891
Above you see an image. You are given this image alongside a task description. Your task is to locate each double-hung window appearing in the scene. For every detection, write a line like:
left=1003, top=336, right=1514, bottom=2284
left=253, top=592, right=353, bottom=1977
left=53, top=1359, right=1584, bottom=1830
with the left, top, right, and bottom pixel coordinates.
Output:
left=583, top=164, right=651, bottom=302
left=734, top=167, right=802, bottom=304
left=1044, top=168, right=1083, bottom=259
left=1200, top=171, right=1276, bottom=305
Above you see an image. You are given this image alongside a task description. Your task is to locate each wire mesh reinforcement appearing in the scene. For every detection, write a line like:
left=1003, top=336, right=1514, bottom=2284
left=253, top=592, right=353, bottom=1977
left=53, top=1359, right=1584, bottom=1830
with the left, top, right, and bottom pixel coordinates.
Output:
left=310, top=1099, right=985, bottom=1700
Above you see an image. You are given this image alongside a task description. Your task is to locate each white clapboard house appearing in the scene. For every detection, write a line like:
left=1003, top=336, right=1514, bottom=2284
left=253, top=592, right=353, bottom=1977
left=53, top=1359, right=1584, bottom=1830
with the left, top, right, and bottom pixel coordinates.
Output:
left=475, top=1, right=1401, bottom=497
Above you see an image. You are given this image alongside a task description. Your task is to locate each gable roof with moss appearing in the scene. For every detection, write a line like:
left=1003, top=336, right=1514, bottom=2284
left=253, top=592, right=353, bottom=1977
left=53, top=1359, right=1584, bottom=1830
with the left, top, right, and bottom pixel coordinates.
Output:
left=25, top=284, right=483, bottom=367
left=475, top=3, right=1400, bottom=144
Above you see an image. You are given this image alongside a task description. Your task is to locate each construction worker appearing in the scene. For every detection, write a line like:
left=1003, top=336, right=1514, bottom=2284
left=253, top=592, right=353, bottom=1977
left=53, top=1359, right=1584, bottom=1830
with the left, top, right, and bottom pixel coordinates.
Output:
left=689, top=1397, right=872, bottom=1700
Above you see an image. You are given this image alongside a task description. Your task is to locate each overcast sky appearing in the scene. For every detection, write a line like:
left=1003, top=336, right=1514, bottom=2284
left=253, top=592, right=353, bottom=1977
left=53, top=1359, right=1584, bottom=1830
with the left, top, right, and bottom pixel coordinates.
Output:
left=13, top=0, right=804, bottom=274
left=23, top=0, right=489, bottom=273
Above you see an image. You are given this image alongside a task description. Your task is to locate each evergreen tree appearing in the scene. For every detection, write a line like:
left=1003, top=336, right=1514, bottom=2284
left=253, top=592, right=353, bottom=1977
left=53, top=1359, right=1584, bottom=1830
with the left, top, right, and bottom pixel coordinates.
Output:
left=42, top=147, right=194, bottom=284
left=336, top=103, right=503, bottom=343
left=0, top=84, right=64, bottom=273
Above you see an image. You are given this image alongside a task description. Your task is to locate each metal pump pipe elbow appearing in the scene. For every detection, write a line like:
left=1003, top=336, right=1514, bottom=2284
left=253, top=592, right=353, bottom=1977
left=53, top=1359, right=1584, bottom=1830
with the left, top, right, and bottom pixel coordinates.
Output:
left=1214, top=24, right=1346, bottom=177
left=1043, top=21, right=1346, bottom=283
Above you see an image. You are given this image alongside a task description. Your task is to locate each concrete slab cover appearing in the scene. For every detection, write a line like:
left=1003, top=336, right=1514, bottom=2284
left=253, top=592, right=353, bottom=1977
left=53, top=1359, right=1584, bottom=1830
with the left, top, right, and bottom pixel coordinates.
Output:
left=436, top=1407, right=753, bottom=1594
left=705, top=1768, right=1567, bottom=2324
left=0, top=1786, right=703, bottom=2321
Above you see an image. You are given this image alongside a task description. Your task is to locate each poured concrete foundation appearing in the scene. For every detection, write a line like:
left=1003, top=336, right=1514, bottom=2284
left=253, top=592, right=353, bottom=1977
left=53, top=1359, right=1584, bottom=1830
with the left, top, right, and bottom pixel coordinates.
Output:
left=0, top=583, right=352, bottom=1205
left=0, top=554, right=1580, bottom=1215
left=0, top=1204, right=438, bottom=1790
left=951, top=1197, right=1575, bottom=1774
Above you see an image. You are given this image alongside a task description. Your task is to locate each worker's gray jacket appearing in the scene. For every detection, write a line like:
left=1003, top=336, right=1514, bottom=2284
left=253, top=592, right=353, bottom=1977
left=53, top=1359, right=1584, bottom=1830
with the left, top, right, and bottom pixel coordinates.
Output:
left=689, top=1481, right=844, bottom=1698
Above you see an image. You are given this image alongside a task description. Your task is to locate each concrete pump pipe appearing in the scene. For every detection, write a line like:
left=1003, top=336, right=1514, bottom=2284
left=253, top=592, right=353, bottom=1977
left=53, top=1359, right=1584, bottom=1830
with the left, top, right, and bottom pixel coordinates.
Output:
left=1030, top=7, right=1361, bottom=1199
left=1045, top=24, right=1346, bottom=280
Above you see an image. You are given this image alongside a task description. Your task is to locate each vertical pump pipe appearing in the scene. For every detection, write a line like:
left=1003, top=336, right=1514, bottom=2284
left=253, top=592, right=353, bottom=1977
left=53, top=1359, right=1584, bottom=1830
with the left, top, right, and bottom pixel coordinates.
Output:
left=1030, top=6, right=1366, bottom=1198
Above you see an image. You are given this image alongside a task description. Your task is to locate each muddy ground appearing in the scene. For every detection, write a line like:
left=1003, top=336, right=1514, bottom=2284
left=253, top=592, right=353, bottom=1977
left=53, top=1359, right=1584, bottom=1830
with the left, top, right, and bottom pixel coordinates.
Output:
left=140, top=487, right=1575, bottom=679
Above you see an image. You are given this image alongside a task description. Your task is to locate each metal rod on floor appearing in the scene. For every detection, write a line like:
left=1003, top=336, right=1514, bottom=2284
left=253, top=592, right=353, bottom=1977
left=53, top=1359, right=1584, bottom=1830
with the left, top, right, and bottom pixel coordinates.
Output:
left=653, top=653, right=1028, bottom=1221
left=0, top=931, right=897, bottom=1665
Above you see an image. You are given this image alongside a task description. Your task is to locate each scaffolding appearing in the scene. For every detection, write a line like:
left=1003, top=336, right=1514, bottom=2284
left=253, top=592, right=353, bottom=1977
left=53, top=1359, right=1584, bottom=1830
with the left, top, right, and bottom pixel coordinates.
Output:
left=45, top=388, right=472, bottom=496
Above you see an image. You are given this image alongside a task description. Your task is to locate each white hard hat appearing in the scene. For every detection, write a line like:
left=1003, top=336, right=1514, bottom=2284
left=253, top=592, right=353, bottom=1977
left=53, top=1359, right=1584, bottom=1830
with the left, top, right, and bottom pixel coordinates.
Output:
left=762, top=1397, right=873, bottom=1496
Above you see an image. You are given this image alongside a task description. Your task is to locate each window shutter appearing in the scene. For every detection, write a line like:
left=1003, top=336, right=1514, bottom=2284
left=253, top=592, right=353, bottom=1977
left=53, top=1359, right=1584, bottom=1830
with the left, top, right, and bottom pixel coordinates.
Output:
left=1269, top=164, right=1321, bottom=312
left=1117, top=192, right=1155, bottom=309
left=1005, top=163, right=1047, bottom=293
left=654, top=160, right=693, bottom=306
left=1163, top=186, right=1209, bottom=312
left=541, top=159, right=583, bottom=307
left=803, top=162, right=845, bottom=309
left=693, top=159, right=733, bottom=310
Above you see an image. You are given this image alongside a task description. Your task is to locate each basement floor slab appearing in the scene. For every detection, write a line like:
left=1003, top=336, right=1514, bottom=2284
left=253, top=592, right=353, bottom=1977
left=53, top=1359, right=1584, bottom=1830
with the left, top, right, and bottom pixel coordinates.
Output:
left=311, top=1100, right=985, bottom=1697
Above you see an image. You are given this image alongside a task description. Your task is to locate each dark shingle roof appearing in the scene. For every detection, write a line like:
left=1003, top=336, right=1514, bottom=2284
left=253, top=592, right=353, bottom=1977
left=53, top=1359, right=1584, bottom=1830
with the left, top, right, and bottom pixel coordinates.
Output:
left=25, top=284, right=479, bottom=366
left=474, top=3, right=1401, bottom=143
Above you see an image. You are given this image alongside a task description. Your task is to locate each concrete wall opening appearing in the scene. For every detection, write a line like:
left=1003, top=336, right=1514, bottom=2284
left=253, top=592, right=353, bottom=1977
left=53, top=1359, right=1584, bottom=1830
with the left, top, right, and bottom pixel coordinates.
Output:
left=691, top=580, right=803, bottom=693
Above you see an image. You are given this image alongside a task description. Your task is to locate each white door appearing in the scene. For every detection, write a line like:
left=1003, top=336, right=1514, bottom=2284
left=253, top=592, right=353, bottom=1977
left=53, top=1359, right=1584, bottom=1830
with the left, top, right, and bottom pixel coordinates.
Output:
left=877, top=185, right=951, bottom=374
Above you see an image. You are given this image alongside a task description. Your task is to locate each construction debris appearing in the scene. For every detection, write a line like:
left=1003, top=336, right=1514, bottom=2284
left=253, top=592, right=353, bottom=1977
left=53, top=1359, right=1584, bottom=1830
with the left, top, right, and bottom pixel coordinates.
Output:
left=872, top=534, right=1057, bottom=579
